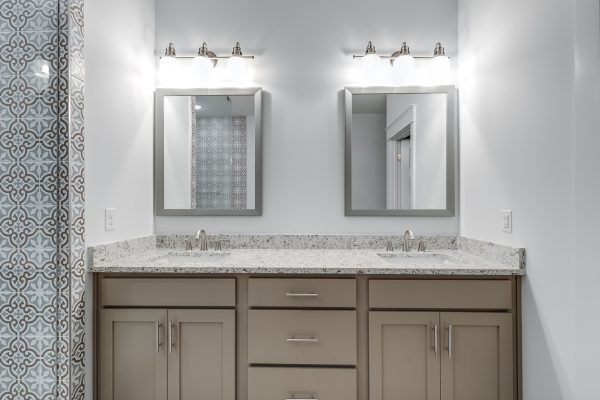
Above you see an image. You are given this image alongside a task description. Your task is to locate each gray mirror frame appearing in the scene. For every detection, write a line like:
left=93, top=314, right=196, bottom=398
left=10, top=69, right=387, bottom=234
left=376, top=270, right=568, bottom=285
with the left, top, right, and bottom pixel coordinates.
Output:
left=344, top=85, right=457, bottom=217
left=155, top=87, right=263, bottom=216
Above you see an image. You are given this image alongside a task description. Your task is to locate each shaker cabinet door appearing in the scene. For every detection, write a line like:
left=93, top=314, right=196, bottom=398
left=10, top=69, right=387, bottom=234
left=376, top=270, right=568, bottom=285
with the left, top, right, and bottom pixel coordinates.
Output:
left=167, top=309, right=236, bottom=400
left=369, top=311, right=441, bottom=400
left=100, top=309, right=168, bottom=400
left=440, top=312, right=514, bottom=400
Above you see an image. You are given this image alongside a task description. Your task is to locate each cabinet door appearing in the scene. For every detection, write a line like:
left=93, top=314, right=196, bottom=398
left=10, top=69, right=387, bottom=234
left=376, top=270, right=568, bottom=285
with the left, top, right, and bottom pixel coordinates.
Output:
left=100, top=309, right=167, bottom=400
left=167, top=309, right=236, bottom=400
left=441, top=313, right=513, bottom=400
left=369, top=312, right=441, bottom=400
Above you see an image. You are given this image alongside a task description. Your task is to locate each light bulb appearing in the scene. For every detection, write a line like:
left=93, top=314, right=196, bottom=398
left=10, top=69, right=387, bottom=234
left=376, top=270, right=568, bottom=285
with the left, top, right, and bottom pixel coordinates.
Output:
left=159, top=56, right=180, bottom=87
left=227, top=56, right=248, bottom=82
left=192, top=55, right=214, bottom=85
left=362, top=53, right=381, bottom=70
left=392, top=54, right=416, bottom=85
left=430, top=56, right=451, bottom=85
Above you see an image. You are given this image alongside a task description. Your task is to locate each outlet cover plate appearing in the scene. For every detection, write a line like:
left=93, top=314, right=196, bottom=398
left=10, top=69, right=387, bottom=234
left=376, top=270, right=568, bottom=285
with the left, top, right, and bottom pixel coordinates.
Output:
left=105, top=208, right=117, bottom=231
left=502, top=210, right=512, bottom=233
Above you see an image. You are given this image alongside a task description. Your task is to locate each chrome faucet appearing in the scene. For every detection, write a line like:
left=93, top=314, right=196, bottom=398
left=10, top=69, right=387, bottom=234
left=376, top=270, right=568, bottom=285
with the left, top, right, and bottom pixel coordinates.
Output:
left=195, top=229, right=208, bottom=251
left=402, top=230, right=415, bottom=252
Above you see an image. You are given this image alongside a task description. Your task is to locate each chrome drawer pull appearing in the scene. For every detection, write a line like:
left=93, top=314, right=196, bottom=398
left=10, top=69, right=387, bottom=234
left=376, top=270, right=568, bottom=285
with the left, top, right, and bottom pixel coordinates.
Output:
left=432, top=323, right=439, bottom=358
left=286, top=394, right=318, bottom=400
left=155, top=322, right=162, bottom=353
left=285, top=336, right=319, bottom=343
left=448, top=324, right=453, bottom=358
left=168, top=321, right=174, bottom=354
left=286, top=398, right=318, bottom=400
left=285, top=292, right=319, bottom=297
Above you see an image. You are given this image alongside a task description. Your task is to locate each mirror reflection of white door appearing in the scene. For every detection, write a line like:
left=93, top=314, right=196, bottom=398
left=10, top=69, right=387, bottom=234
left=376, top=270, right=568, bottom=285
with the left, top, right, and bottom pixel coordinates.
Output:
left=386, top=104, right=415, bottom=209
left=398, top=138, right=412, bottom=208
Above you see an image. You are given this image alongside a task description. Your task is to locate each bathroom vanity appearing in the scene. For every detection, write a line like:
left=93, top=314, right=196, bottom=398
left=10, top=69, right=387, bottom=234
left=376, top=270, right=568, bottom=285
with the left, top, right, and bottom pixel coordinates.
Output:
left=90, top=235, right=524, bottom=400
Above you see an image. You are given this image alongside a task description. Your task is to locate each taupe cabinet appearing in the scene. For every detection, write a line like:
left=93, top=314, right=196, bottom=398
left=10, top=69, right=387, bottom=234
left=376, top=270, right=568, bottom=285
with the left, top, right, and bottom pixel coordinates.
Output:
left=95, top=275, right=521, bottom=400
left=369, top=312, right=513, bottom=400
left=98, top=278, right=236, bottom=400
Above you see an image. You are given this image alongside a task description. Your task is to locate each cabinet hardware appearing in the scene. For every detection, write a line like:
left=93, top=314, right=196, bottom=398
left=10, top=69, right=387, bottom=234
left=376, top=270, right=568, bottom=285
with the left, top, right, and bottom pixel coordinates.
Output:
left=285, top=336, right=320, bottom=343
left=286, top=398, right=318, bottom=400
left=448, top=324, right=453, bottom=358
left=432, top=324, right=439, bottom=358
left=155, top=322, right=162, bottom=353
left=285, top=292, right=319, bottom=297
left=286, top=394, right=318, bottom=400
left=168, top=321, right=174, bottom=354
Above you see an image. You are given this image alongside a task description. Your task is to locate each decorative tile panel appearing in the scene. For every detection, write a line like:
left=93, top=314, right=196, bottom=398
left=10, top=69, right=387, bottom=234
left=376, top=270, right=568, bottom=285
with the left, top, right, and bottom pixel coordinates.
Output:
left=0, top=0, right=84, bottom=398
left=192, top=115, right=247, bottom=209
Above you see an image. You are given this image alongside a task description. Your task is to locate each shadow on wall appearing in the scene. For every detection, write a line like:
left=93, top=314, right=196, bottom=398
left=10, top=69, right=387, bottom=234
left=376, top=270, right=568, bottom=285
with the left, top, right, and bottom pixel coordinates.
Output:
left=521, top=280, right=572, bottom=400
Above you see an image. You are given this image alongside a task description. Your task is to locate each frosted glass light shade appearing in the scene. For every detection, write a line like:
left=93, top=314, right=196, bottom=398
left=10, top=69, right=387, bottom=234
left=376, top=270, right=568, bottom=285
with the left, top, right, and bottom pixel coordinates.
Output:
left=362, top=53, right=381, bottom=70
left=227, top=56, right=249, bottom=82
left=159, top=56, right=180, bottom=87
left=430, top=55, right=451, bottom=84
left=192, top=55, right=214, bottom=84
left=392, top=55, right=416, bottom=85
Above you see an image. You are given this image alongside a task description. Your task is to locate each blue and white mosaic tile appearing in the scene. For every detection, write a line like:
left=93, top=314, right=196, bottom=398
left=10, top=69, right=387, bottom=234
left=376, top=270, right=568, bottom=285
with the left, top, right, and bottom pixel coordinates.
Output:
left=0, top=0, right=84, bottom=398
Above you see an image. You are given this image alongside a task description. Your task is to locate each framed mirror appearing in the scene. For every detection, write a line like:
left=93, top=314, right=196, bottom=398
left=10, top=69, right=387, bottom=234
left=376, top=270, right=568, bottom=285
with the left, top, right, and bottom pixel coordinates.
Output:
left=155, top=88, right=262, bottom=216
left=345, top=86, right=456, bottom=216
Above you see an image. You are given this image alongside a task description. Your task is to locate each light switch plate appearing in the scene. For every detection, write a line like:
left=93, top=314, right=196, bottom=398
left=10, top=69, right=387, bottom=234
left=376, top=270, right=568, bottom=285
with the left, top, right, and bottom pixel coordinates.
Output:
left=501, top=210, right=512, bottom=233
left=105, top=208, right=117, bottom=231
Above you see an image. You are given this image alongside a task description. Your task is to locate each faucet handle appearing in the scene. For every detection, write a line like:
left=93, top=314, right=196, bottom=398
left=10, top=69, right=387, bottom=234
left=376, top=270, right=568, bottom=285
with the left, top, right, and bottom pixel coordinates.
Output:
left=214, top=240, right=223, bottom=251
left=417, top=239, right=426, bottom=252
left=184, top=239, right=193, bottom=251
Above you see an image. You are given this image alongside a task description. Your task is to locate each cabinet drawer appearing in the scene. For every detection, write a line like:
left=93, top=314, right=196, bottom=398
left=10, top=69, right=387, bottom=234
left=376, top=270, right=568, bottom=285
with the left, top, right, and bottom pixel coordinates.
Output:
left=248, top=367, right=356, bottom=400
left=101, top=278, right=236, bottom=307
left=369, top=279, right=512, bottom=310
left=248, top=310, right=357, bottom=365
left=248, top=278, right=356, bottom=308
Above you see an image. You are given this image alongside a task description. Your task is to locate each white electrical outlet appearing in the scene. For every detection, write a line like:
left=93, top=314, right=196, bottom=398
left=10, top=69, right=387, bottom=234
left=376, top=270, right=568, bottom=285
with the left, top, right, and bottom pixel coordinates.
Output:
left=105, top=208, right=117, bottom=231
left=501, top=210, right=512, bottom=233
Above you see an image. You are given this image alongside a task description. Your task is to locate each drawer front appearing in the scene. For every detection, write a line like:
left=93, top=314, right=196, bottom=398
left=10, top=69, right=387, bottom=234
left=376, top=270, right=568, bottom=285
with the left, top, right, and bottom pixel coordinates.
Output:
left=101, top=278, right=236, bottom=307
left=248, top=367, right=357, bottom=400
left=248, top=310, right=357, bottom=365
left=369, top=279, right=512, bottom=310
left=248, top=278, right=356, bottom=308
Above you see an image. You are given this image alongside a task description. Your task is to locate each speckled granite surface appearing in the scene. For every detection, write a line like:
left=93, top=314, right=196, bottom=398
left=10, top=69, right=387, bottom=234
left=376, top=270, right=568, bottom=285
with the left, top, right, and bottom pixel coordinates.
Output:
left=88, top=235, right=525, bottom=276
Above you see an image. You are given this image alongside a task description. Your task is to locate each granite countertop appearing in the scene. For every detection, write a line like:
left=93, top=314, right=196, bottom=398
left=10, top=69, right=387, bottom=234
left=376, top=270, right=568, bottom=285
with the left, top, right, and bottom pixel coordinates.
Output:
left=88, top=235, right=525, bottom=276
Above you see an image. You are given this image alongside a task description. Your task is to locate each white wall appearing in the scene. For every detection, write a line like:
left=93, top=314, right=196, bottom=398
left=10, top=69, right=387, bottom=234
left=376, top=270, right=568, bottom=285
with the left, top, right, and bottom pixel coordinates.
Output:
left=572, top=1, right=600, bottom=399
left=387, top=94, right=446, bottom=209
left=163, top=96, right=192, bottom=209
left=458, top=0, right=600, bottom=398
left=154, top=0, right=459, bottom=234
left=85, top=0, right=155, bottom=245
left=351, top=114, right=387, bottom=209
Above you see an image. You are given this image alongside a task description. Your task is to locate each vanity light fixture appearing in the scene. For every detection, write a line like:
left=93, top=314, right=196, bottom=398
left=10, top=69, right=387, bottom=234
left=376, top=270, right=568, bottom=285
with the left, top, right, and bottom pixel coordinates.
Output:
left=158, top=41, right=255, bottom=86
left=390, top=42, right=416, bottom=84
left=192, top=42, right=217, bottom=83
left=361, top=41, right=381, bottom=69
left=226, top=42, right=249, bottom=81
left=353, top=41, right=451, bottom=84
left=159, top=42, right=181, bottom=86
left=430, top=42, right=451, bottom=72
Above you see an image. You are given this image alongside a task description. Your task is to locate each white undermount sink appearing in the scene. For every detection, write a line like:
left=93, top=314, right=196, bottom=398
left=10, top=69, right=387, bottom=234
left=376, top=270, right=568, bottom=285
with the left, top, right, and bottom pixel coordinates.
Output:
left=157, top=251, right=231, bottom=264
left=376, top=252, right=452, bottom=265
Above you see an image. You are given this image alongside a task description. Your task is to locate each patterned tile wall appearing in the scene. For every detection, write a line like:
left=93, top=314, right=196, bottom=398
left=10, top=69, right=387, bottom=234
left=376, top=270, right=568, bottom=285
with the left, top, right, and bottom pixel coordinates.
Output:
left=0, top=0, right=84, bottom=398
left=191, top=115, right=248, bottom=209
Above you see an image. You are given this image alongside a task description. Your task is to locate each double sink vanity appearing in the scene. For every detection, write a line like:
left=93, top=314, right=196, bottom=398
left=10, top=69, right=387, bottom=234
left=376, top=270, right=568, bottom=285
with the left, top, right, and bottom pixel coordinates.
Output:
left=90, top=233, right=525, bottom=400
left=90, top=83, right=524, bottom=400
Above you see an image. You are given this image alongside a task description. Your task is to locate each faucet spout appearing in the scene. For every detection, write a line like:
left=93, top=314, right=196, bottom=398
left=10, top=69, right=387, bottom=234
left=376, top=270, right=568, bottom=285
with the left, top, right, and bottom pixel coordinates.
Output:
left=402, top=230, right=415, bottom=252
left=195, top=229, right=208, bottom=251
